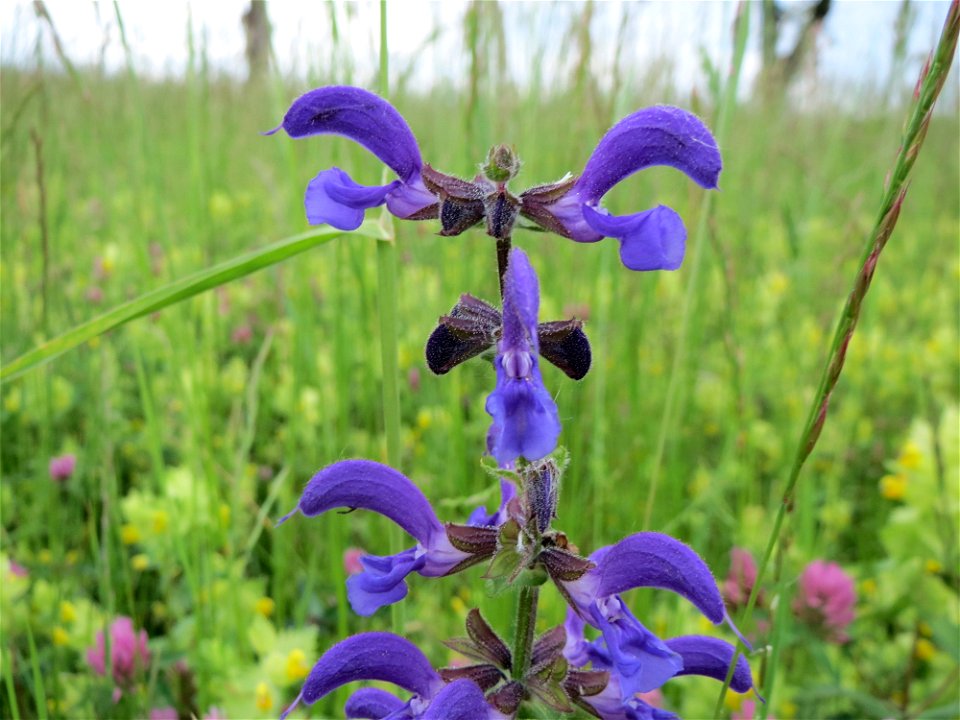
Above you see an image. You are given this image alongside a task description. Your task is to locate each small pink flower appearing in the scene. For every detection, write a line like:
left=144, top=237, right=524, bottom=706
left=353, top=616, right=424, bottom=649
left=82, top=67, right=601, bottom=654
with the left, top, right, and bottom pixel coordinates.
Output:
left=86, top=286, right=104, bottom=303
left=343, top=547, right=365, bottom=575
left=733, top=698, right=772, bottom=720
left=231, top=324, right=253, bottom=344
left=407, top=366, right=421, bottom=393
left=86, top=616, right=151, bottom=687
left=203, top=707, right=227, bottom=720
left=49, top=454, right=77, bottom=482
left=793, top=559, right=856, bottom=643
left=8, top=560, right=28, bottom=578
left=723, top=547, right=759, bottom=608
left=636, top=689, right=663, bottom=708
left=149, top=707, right=178, bottom=720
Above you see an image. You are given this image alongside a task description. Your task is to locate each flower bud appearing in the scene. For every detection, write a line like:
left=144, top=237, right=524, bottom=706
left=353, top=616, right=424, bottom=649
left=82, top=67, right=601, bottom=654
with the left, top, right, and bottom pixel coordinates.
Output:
left=483, top=144, right=520, bottom=183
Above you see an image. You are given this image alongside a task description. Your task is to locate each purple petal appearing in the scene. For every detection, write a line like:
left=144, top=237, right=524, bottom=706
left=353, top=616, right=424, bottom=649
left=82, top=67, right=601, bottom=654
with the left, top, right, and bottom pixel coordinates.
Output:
left=386, top=173, right=437, bottom=219
left=421, top=678, right=494, bottom=720
left=664, top=635, right=755, bottom=694
left=563, top=607, right=614, bottom=671
left=582, top=205, right=686, bottom=271
left=346, top=548, right=425, bottom=616
left=345, top=688, right=407, bottom=719
left=501, top=248, right=540, bottom=355
left=293, top=632, right=441, bottom=712
left=583, top=676, right=680, bottom=720
left=593, top=533, right=726, bottom=625
left=485, top=361, right=560, bottom=465
left=277, top=459, right=443, bottom=546
left=277, top=86, right=422, bottom=182
left=577, top=106, right=721, bottom=203
left=588, top=597, right=682, bottom=696
left=305, top=168, right=397, bottom=230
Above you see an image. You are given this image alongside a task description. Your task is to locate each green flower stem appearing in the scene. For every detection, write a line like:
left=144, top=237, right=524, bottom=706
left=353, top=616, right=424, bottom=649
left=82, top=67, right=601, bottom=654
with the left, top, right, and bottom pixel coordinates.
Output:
left=375, top=0, right=405, bottom=639
left=511, top=585, right=539, bottom=681
left=714, top=3, right=959, bottom=716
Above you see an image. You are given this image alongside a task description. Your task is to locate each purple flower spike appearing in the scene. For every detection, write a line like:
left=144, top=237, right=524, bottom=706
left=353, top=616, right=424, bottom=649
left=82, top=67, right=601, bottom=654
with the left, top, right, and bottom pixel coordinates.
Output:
left=520, top=106, right=720, bottom=272
left=485, top=249, right=561, bottom=465
left=581, top=675, right=679, bottom=720
left=277, top=459, right=470, bottom=616
left=270, top=86, right=436, bottom=228
left=663, top=636, right=755, bottom=694
left=282, top=632, right=442, bottom=720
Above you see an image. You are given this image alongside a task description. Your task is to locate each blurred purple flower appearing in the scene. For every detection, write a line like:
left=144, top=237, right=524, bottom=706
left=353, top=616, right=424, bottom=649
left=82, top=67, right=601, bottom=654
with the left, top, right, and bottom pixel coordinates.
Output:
left=231, top=323, right=253, bottom=344
left=49, top=454, right=77, bottom=482
left=148, top=708, right=178, bottom=720
left=203, top=707, right=227, bottom=720
left=86, top=616, right=150, bottom=688
left=561, top=533, right=753, bottom=702
left=86, top=286, right=104, bottom=304
left=485, top=248, right=561, bottom=466
left=723, top=547, right=759, bottom=609
left=268, top=86, right=436, bottom=230
left=520, top=106, right=721, bottom=271
left=277, top=460, right=514, bottom=616
left=793, top=559, right=856, bottom=643
left=8, top=559, right=28, bottom=578
left=281, top=632, right=500, bottom=720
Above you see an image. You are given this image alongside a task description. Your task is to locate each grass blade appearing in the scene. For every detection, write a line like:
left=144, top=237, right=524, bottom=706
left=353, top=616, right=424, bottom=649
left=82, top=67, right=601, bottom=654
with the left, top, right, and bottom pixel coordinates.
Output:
left=1, top=222, right=388, bottom=382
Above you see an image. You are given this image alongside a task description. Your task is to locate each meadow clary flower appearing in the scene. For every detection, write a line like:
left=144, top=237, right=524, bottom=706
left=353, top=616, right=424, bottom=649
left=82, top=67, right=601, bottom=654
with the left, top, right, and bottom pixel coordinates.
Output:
left=86, top=616, right=150, bottom=688
left=281, top=632, right=503, bottom=720
left=793, top=559, right=856, bottom=643
left=560, top=533, right=752, bottom=702
left=520, top=106, right=721, bottom=271
left=485, top=248, right=561, bottom=466
left=277, top=459, right=514, bottom=616
left=268, top=86, right=436, bottom=230
left=49, top=453, right=76, bottom=482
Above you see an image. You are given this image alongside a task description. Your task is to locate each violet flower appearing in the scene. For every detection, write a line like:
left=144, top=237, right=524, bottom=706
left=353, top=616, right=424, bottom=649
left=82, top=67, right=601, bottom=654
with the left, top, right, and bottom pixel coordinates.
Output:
left=792, top=559, right=856, bottom=643
left=520, top=106, right=721, bottom=271
left=277, top=459, right=514, bottom=616
left=86, top=616, right=151, bottom=688
left=560, top=533, right=752, bottom=701
left=267, top=86, right=436, bottom=230
left=485, top=248, right=561, bottom=466
left=281, top=632, right=503, bottom=720
left=49, top=453, right=77, bottom=482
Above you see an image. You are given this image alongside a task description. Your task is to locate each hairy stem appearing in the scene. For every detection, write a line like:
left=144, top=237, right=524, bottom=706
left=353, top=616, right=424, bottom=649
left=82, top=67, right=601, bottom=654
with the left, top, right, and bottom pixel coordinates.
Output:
left=511, top=585, right=539, bottom=681
left=496, top=234, right=512, bottom=298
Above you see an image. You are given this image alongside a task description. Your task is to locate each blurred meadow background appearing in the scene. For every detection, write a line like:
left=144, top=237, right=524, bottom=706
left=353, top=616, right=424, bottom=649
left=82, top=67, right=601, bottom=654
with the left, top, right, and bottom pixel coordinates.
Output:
left=1, top=1, right=958, bottom=719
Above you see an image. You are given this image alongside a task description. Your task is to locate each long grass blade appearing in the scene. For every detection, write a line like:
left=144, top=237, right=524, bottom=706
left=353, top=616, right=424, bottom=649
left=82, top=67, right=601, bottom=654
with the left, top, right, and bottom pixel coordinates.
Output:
left=1, top=222, right=387, bottom=382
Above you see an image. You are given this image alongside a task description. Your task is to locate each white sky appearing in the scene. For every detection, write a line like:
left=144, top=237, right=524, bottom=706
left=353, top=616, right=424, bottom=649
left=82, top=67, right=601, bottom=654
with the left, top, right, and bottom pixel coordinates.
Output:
left=0, top=1, right=955, bottom=102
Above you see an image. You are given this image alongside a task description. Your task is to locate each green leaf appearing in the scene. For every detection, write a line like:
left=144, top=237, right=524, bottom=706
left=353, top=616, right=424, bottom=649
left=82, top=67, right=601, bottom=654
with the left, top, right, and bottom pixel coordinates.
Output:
left=1, top=222, right=388, bottom=382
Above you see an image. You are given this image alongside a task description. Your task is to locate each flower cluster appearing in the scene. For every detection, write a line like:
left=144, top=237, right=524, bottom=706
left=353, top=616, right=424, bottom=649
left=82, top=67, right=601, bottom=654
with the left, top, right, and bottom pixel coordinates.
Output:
left=272, top=85, right=754, bottom=719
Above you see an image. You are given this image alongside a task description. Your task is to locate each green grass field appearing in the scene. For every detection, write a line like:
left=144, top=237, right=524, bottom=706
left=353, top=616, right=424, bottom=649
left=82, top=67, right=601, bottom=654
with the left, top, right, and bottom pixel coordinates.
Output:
left=1, top=3, right=958, bottom=719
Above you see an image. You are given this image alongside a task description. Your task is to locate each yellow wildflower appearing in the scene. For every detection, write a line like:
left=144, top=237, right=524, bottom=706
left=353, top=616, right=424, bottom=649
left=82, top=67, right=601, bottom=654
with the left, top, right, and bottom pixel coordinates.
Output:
left=255, top=682, right=273, bottom=711
left=285, top=649, right=310, bottom=683
left=59, top=600, right=77, bottom=624
left=152, top=510, right=170, bottom=534
left=450, top=596, right=466, bottom=615
left=918, top=621, right=932, bottom=638
left=255, top=597, right=275, bottom=617
left=52, top=627, right=70, bottom=647
left=898, top=441, right=923, bottom=470
left=38, top=549, right=52, bottom=565
left=416, top=409, right=432, bottom=431
left=121, top=524, right=141, bottom=545
left=131, top=554, right=150, bottom=571
left=860, top=578, right=877, bottom=597
left=924, top=559, right=942, bottom=575
left=879, top=473, right=906, bottom=501
left=218, top=503, right=231, bottom=526
left=780, top=700, right=798, bottom=719
left=915, top=638, right=936, bottom=662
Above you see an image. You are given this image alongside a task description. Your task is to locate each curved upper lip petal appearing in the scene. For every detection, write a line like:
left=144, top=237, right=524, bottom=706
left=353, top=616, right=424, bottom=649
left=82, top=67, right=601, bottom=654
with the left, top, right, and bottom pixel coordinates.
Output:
left=277, top=85, right=423, bottom=182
